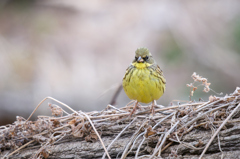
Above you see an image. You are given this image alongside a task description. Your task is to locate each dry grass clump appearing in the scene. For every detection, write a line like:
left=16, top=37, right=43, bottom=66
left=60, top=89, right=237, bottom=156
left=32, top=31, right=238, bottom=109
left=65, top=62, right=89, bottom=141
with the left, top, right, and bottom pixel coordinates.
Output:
left=0, top=73, right=240, bottom=159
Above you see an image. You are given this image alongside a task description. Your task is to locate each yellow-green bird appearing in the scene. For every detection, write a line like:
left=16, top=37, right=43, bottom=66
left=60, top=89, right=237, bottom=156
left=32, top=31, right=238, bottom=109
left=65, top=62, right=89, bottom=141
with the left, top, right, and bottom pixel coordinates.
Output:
left=122, top=47, right=166, bottom=115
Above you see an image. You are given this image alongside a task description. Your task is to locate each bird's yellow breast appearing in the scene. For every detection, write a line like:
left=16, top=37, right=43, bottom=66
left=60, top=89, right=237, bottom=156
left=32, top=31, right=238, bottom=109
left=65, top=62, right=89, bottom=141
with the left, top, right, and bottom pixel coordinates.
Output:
left=122, top=63, right=165, bottom=103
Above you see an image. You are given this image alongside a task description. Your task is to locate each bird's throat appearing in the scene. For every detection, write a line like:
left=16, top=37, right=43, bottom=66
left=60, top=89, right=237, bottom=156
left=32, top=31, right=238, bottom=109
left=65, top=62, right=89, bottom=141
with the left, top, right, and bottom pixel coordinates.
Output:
left=132, top=62, right=151, bottom=69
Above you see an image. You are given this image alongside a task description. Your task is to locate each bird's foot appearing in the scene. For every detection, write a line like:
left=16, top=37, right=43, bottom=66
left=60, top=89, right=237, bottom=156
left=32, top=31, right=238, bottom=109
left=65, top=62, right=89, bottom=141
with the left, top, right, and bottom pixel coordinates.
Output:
left=150, top=101, right=156, bottom=116
left=129, top=101, right=139, bottom=117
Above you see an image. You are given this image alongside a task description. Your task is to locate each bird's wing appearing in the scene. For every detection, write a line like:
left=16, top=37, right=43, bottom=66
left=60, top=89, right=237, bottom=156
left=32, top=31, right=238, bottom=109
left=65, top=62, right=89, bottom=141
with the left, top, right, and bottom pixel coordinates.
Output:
left=123, top=64, right=134, bottom=81
left=149, top=64, right=166, bottom=84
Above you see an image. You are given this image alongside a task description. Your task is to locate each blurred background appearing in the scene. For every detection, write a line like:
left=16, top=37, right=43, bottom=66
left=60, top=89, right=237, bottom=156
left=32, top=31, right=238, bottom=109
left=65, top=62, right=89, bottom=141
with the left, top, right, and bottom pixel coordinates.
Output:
left=0, top=0, right=240, bottom=125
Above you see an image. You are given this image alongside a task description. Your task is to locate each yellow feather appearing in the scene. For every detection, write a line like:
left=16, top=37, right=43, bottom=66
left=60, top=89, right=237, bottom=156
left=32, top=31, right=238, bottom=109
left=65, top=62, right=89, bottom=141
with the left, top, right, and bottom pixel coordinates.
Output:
left=123, top=61, right=165, bottom=104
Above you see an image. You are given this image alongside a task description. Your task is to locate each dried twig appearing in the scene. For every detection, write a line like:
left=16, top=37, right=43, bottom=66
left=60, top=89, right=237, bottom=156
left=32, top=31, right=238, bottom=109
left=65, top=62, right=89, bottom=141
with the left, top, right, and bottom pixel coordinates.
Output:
left=120, top=120, right=148, bottom=159
left=135, top=135, right=146, bottom=159
left=150, top=119, right=180, bottom=158
left=135, top=113, right=174, bottom=158
left=7, top=140, right=34, bottom=158
left=199, top=103, right=240, bottom=159
left=181, top=103, right=230, bottom=129
left=102, top=117, right=138, bottom=159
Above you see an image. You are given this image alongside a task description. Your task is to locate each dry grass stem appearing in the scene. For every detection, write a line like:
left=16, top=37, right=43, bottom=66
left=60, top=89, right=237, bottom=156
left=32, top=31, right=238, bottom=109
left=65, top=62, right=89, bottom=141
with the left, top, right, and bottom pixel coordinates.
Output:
left=199, top=103, right=240, bottom=159
left=6, top=140, right=34, bottom=158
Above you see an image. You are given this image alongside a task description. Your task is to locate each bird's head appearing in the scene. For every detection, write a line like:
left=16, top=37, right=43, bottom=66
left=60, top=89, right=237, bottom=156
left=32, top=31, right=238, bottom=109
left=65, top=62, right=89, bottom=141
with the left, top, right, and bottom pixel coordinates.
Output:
left=133, top=47, right=155, bottom=64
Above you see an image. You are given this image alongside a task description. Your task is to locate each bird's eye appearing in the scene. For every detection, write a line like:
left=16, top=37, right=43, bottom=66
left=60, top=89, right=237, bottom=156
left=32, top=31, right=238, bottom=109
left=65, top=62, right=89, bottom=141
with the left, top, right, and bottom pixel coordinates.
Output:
left=143, top=56, right=148, bottom=61
left=135, top=56, right=138, bottom=60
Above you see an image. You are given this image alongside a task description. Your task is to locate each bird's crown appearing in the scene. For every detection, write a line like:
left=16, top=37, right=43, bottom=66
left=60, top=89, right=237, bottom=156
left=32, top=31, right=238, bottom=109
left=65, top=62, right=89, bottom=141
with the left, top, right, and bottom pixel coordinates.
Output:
left=135, top=47, right=152, bottom=57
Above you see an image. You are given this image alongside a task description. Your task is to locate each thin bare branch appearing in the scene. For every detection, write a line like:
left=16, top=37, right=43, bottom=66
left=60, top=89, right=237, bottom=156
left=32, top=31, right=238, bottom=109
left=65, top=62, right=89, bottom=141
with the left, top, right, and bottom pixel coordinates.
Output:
left=199, top=103, right=240, bottom=159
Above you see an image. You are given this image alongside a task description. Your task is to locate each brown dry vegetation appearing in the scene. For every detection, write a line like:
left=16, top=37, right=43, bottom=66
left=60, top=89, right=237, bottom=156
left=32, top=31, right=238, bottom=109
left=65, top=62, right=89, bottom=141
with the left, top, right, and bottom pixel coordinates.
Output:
left=1, top=73, right=240, bottom=159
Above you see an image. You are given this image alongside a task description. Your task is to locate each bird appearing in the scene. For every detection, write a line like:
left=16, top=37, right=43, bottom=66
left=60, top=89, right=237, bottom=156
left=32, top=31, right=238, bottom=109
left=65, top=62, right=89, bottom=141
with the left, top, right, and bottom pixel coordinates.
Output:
left=122, top=47, right=166, bottom=115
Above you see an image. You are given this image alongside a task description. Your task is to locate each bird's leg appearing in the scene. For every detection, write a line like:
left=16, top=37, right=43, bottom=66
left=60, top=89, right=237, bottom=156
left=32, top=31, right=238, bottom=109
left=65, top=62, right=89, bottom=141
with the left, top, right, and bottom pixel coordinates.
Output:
left=151, top=100, right=156, bottom=115
left=129, top=101, right=139, bottom=116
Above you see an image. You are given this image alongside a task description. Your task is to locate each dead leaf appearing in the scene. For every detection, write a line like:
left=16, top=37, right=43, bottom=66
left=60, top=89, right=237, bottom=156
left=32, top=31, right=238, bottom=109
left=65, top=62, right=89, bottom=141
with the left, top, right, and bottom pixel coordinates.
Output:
left=85, top=129, right=100, bottom=142
left=195, top=139, right=204, bottom=147
left=193, top=87, right=197, bottom=91
left=144, top=126, right=156, bottom=138
left=40, top=148, right=50, bottom=158
left=51, top=119, right=60, bottom=127
left=209, top=95, right=220, bottom=102
left=48, top=103, right=63, bottom=117
left=71, top=122, right=85, bottom=137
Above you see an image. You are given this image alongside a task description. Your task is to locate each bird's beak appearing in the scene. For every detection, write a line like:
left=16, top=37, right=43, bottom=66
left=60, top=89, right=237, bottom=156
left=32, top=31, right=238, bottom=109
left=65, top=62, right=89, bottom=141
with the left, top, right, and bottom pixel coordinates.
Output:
left=137, top=56, right=144, bottom=63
